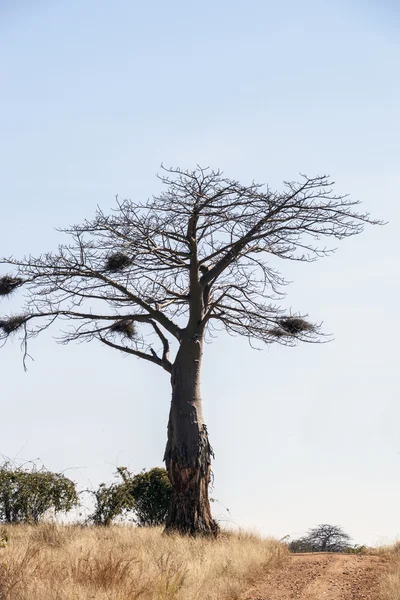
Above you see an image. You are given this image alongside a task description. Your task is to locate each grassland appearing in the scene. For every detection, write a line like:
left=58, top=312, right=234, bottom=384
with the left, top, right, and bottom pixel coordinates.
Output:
left=377, top=542, right=400, bottom=600
left=0, top=523, right=286, bottom=600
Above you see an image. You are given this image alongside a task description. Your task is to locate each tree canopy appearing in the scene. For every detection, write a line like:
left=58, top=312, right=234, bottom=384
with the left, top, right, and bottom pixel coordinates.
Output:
left=0, top=167, right=379, bottom=368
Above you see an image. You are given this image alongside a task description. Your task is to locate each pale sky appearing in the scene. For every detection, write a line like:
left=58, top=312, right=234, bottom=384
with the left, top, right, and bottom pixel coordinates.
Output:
left=1, top=0, right=399, bottom=546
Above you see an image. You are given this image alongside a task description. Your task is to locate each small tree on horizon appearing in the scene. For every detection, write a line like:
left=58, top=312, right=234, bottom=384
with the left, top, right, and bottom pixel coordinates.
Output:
left=0, top=166, right=380, bottom=536
left=290, top=524, right=352, bottom=553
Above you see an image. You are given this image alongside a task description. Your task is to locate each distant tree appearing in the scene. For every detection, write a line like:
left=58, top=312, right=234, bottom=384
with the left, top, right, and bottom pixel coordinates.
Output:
left=0, top=166, right=380, bottom=535
left=0, top=462, right=77, bottom=524
left=290, top=524, right=351, bottom=553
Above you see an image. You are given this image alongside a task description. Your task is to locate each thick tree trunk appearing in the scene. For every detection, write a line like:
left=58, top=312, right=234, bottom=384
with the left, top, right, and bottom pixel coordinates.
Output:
left=164, top=336, right=218, bottom=536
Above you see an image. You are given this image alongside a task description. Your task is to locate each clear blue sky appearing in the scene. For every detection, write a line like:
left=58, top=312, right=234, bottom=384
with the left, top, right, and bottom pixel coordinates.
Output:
left=1, top=0, right=399, bottom=545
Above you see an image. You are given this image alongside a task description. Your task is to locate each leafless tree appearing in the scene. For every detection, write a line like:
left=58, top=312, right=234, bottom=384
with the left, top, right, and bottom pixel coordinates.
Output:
left=0, top=166, right=380, bottom=535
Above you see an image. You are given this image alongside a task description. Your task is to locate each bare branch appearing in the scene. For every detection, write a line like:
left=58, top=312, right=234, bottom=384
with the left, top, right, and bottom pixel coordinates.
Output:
left=98, top=335, right=172, bottom=373
left=0, top=166, right=381, bottom=367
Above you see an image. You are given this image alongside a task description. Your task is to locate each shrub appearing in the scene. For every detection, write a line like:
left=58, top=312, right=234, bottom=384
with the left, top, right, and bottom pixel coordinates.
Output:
left=119, top=467, right=172, bottom=527
left=288, top=538, right=314, bottom=553
left=87, top=467, right=172, bottom=527
left=86, top=481, right=134, bottom=526
left=0, top=462, right=78, bottom=524
left=344, top=544, right=367, bottom=554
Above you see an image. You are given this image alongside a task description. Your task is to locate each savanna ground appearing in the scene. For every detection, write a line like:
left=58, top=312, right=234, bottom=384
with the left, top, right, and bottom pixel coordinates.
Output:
left=0, top=524, right=399, bottom=600
left=243, top=552, right=388, bottom=600
left=243, top=543, right=400, bottom=600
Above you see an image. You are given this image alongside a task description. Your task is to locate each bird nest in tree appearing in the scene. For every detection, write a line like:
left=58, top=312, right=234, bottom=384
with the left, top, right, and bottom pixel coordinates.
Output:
left=278, top=317, right=314, bottom=335
left=104, top=252, right=132, bottom=272
left=109, top=319, right=135, bottom=339
left=0, top=276, right=24, bottom=297
left=0, top=315, right=27, bottom=335
left=269, top=327, right=287, bottom=338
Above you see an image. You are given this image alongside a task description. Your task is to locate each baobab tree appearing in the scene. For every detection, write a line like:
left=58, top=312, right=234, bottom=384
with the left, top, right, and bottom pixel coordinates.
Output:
left=0, top=167, right=379, bottom=535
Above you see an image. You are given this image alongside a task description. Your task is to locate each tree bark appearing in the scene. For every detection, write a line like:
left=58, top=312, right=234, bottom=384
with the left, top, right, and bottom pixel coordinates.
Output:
left=164, top=336, right=218, bottom=536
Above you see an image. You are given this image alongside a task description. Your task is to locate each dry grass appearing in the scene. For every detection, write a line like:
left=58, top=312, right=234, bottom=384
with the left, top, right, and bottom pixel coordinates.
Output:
left=378, top=542, right=400, bottom=600
left=0, top=523, right=287, bottom=600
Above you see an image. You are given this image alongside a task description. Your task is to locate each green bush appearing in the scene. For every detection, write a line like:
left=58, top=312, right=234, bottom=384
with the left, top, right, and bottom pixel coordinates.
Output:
left=87, top=467, right=172, bottom=527
left=119, top=467, right=172, bottom=527
left=0, top=462, right=78, bottom=524
left=86, top=481, right=133, bottom=526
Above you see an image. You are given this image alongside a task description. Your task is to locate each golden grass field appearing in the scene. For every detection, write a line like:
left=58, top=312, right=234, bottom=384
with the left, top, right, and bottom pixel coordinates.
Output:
left=377, top=542, right=400, bottom=600
left=0, top=524, right=287, bottom=600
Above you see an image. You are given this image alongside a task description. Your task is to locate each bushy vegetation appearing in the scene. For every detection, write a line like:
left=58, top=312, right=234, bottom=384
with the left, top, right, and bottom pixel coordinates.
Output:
left=0, top=459, right=172, bottom=528
left=119, top=467, right=172, bottom=526
left=87, top=467, right=172, bottom=526
left=0, top=462, right=77, bottom=524
left=86, top=479, right=132, bottom=526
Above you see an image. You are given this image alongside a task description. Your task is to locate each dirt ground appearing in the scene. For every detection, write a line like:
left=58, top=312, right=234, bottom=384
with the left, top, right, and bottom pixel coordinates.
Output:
left=243, top=553, right=388, bottom=600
